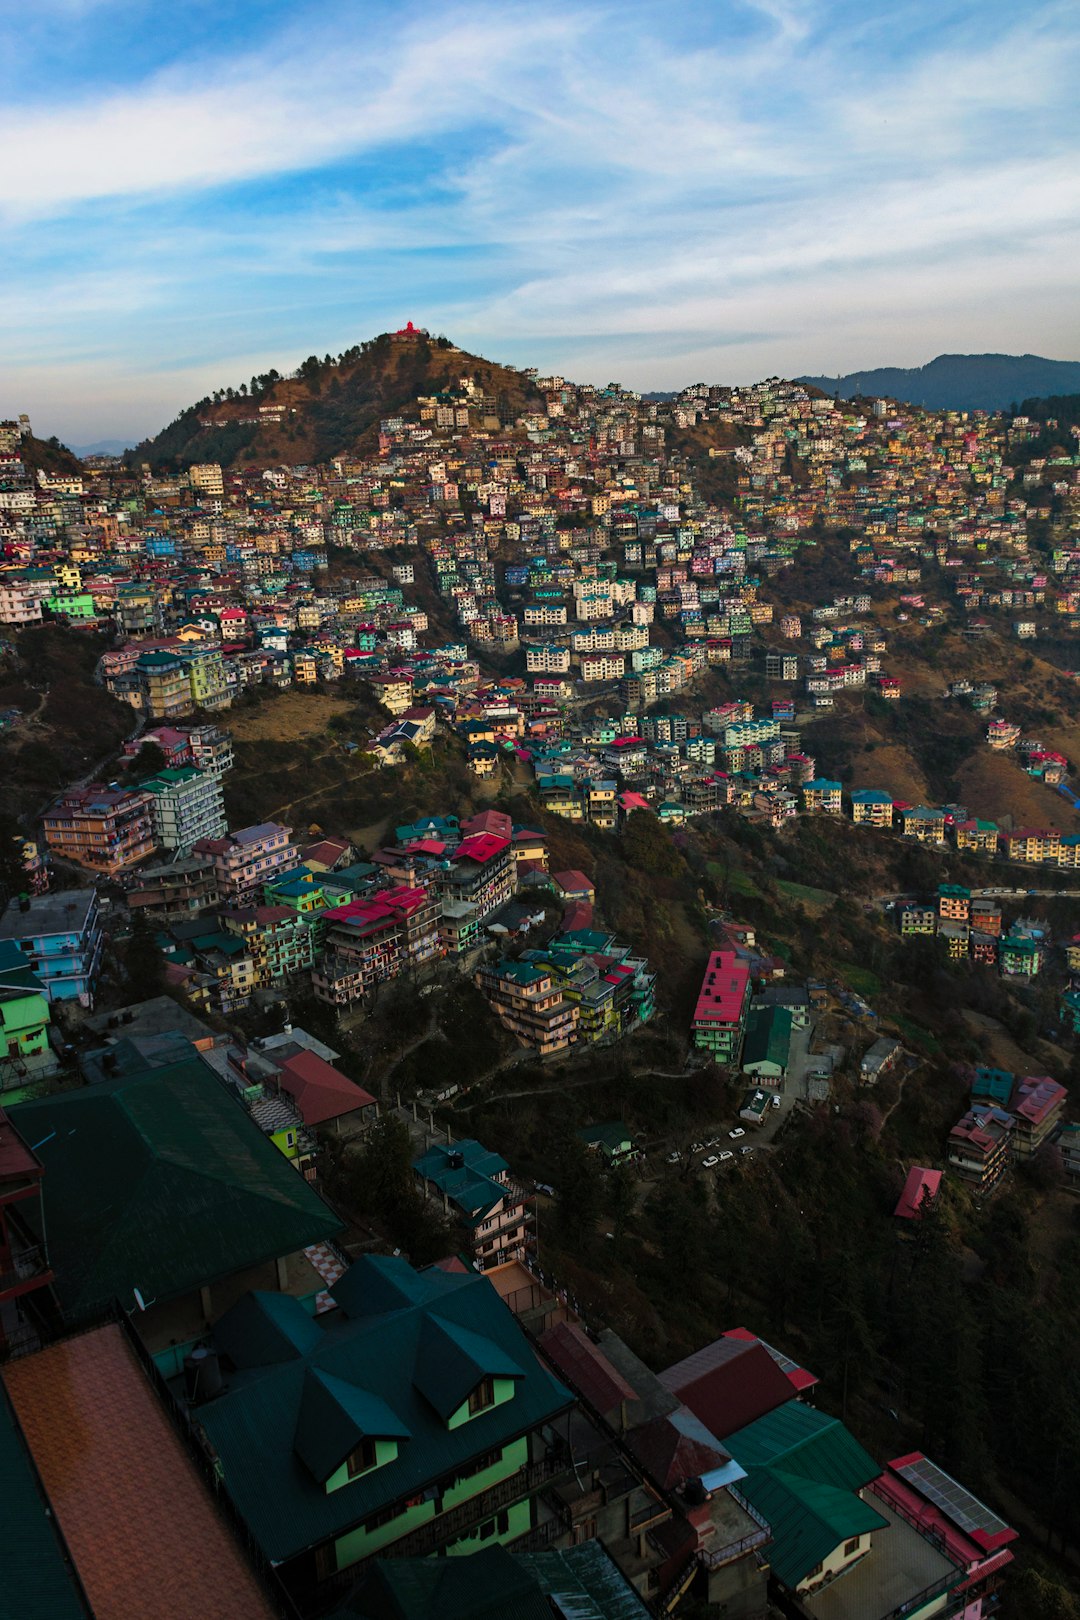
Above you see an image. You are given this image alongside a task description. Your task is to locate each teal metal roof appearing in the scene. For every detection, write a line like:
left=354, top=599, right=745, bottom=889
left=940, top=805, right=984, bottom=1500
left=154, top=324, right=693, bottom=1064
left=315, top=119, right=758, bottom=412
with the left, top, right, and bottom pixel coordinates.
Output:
left=413, top=1314, right=524, bottom=1421
left=0, top=1388, right=87, bottom=1620
left=742, top=1005, right=793, bottom=1071
left=9, top=1058, right=341, bottom=1322
left=197, top=1262, right=572, bottom=1562
left=738, top=1467, right=887, bottom=1588
left=338, top=1544, right=550, bottom=1620
left=214, top=1291, right=324, bottom=1368
left=727, top=1402, right=881, bottom=1491
left=294, top=1368, right=412, bottom=1483
left=338, top=1541, right=653, bottom=1619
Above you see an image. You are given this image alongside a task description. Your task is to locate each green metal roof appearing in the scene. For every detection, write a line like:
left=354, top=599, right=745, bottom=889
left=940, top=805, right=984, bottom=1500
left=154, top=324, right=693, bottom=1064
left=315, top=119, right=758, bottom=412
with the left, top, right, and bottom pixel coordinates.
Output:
left=735, top=1467, right=887, bottom=1589
left=742, top=1004, right=793, bottom=1071
left=413, top=1314, right=524, bottom=1421
left=338, top=1544, right=550, bottom=1620
left=9, top=1058, right=341, bottom=1322
left=726, top=1403, right=880, bottom=1493
left=294, top=1368, right=412, bottom=1484
left=340, top=1541, right=653, bottom=1620
left=0, top=1387, right=88, bottom=1620
left=197, top=1261, right=572, bottom=1562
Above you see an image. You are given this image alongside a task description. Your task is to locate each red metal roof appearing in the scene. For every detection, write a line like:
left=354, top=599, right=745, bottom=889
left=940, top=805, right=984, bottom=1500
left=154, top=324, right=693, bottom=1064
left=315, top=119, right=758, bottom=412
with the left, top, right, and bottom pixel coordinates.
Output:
left=893, top=1166, right=942, bottom=1220
left=692, top=951, right=750, bottom=1026
left=275, top=1051, right=376, bottom=1126
left=660, top=1338, right=796, bottom=1439
left=540, top=1321, right=637, bottom=1419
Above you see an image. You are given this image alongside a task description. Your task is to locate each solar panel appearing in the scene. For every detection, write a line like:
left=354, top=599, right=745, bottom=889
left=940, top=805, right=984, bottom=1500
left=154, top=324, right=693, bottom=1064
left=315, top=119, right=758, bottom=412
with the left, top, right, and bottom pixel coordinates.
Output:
left=896, top=1456, right=1009, bottom=1538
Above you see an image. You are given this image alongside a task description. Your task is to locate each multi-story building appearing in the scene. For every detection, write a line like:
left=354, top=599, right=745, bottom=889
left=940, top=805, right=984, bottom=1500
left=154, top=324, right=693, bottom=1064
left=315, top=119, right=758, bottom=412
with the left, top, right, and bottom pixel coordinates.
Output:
left=140, top=767, right=227, bottom=853
left=0, top=1105, right=57, bottom=1353
left=43, top=784, right=156, bottom=876
left=192, top=1255, right=574, bottom=1607
left=127, top=854, right=220, bottom=920
left=313, top=887, right=442, bottom=1005
left=937, top=884, right=970, bottom=922
left=136, top=649, right=191, bottom=719
left=223, top=905, right=318, bottom=987
left=194, top=822, right=300, bottom=906
left=901, top=805, right=947, bottom=844
left=954, top=817, right=999, bottom=855
left=691, top=950, right=751, bottom=1063
left=474, top=960, right=579, bottom=1056
left=0, top=943, right=55, bottom=1093
left=850, top=788, right=893, bottom=827
left=413, top=1138, right=530, bottom=1270
left=436, top=833, right=515, bottom=946
left=947, top=1106, right=1013, bottom=1192
left=1009, top=1075, right=1067, bottom=1158
left=801, top=778, right=842, bottom=815
left=0, top=889, right=103, bottom=1004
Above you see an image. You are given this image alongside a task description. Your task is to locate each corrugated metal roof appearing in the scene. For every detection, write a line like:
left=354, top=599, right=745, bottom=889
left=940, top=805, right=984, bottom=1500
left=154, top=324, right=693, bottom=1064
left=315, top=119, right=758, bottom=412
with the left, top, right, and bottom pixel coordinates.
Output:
left=9, top=1057, right=341, bottom=1321
left=197, top=1262, right=572, bottom=1561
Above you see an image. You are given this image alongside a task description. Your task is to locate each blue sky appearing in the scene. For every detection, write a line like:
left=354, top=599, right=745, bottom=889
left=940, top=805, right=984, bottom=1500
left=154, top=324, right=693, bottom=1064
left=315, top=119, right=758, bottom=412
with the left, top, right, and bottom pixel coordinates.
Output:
left=4, top=0, right=1079, bottom=444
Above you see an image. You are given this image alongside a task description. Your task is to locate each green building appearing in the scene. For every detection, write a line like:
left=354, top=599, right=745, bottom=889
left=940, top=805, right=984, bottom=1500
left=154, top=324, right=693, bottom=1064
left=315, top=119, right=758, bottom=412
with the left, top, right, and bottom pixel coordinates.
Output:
left=194, top=1255, right=573, bottom=1608
left=0, top=941, right=55, bottom=1094
left=741, top=1004, right=793, bottom=1082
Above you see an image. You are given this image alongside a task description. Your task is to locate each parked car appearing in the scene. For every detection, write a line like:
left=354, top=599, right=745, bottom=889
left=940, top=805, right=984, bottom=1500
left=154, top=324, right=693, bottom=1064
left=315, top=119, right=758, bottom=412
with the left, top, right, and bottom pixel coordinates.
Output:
left=739, top=1145, right=754, bottom=1156
left=702, top=1154, right=719, bottom=1169
left=771, top=1096, right=782, bottom=1109
left=729, top=1127, right=746, bottom=1139
left=665, top=1151, right=681, bottom=1165
left=718, top=1150, right=735, bottom=1163
left=690, top=1141, right=704, bottom=1153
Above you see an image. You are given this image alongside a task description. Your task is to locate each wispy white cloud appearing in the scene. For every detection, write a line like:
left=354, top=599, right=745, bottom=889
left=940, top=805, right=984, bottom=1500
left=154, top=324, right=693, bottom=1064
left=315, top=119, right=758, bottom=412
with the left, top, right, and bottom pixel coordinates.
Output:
left=3, top=0, right=1078, bottom=438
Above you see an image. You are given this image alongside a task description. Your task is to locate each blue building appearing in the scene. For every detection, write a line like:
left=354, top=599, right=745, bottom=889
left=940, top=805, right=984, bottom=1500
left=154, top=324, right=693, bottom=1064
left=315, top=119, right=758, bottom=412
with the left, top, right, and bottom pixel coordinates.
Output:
left=0, top=889, right=104, bottom=1005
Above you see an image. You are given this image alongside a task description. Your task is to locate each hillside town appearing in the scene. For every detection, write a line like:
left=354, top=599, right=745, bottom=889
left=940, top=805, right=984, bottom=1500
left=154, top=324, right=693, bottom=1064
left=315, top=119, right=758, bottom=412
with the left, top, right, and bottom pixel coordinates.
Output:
left=1, top=339, right=1079, bottom=1619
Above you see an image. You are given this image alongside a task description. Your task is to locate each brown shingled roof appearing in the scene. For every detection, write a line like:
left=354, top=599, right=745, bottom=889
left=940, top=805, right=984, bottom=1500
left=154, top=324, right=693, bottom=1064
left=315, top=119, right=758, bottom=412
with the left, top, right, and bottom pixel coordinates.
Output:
left=3, top=1324, right=277, bottom=1620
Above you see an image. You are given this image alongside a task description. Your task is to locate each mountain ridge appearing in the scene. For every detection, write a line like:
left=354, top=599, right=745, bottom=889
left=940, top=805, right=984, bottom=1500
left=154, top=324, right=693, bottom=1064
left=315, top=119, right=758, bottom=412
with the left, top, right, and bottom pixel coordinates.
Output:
left=797, top=351, right=1080, bottom=412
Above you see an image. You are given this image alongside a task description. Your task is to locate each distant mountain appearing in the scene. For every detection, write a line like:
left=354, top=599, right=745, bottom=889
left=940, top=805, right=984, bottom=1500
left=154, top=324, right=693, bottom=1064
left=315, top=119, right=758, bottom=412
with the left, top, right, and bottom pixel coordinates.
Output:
left=130, top=329, right=542, bottom=473
left=797, top=353, right=1080, bottom=413
left=72, top=438, right=133, bottom=457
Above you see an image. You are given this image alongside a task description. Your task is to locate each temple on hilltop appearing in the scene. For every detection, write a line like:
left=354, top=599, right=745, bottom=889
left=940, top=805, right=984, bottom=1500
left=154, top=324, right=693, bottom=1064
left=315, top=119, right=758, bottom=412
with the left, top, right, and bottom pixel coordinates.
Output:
left=391, top=320, right=428, bottom=341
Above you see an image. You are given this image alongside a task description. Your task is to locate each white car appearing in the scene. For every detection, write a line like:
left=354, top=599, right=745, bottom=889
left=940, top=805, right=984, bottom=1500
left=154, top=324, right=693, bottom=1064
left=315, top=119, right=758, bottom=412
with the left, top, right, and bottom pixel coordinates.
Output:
left=690, top=1141, right=705, bottom=1153
left=729, top=1127, right=746, bottom=1139
left=702, top=1154, right=720, bottom=1169
left=771, top=1097, right=782, bottom=1109
left=718, top=1150, right=735, bottom=1163
left=739, top=1145, right=754, bottom=1156
left=665, top=1151, right=681, bottom=1165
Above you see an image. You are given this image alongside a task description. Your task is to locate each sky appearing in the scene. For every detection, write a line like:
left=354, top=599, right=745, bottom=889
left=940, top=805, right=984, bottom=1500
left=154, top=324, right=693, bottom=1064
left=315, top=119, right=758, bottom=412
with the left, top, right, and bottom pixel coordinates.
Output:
left=4, top=0, right=1080, bottom=445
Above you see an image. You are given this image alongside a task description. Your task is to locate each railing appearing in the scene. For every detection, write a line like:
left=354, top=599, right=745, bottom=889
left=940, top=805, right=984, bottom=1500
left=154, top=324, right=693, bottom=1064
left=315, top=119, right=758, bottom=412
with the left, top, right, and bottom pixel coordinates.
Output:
left=0, top=1244, right=49, bottom=1294
left=379, top=1454, right=570, bottom=1561
left=867, top=1478, right=950, bottom=1557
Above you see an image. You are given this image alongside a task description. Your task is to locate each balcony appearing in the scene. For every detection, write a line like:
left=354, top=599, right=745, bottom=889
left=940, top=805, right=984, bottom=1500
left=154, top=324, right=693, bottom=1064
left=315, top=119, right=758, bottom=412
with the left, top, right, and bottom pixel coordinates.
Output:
left=379, top=1454, right=570, bottom=1561
left=0, top=1243, right=51, bottom=1295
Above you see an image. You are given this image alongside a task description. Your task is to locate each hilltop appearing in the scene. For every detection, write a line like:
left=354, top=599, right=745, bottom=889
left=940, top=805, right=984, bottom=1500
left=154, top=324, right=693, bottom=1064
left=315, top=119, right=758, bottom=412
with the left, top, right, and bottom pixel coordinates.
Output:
left=798, top=352, right=1080, bottom=412
left=127, top=327, right=543, bottom=472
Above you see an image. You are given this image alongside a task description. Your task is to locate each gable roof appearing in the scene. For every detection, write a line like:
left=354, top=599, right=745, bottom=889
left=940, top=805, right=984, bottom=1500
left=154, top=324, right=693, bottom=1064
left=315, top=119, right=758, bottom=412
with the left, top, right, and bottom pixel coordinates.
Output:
left=725, top=1402, right=881, bottom=1494
left=9, top=1058, right=341, bottom=1321
left=294, top=1368, right=412, bottom=1483
left=737, top=1467, right=887, bottom=1588
left=661, top=1338, right=795, bottom=1438
left=274, top=1049, right=376, bottom=1125
left=197, top=1261, right=572, bottom=1561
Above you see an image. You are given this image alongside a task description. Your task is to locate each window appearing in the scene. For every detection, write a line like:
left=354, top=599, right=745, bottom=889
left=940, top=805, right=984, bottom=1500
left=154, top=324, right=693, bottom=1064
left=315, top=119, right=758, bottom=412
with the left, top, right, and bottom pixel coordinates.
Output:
left=844, top=1537, right=861, bottom=1557
left=346, top=1437, right=378, bottom=1477
left=468, top=1377, right=495, bottom=1416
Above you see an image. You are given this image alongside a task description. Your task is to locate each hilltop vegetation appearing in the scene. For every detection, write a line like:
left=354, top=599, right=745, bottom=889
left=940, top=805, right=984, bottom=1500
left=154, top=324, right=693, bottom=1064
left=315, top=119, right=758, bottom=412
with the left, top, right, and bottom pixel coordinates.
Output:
left=128, top=330, right=543, bottom=473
